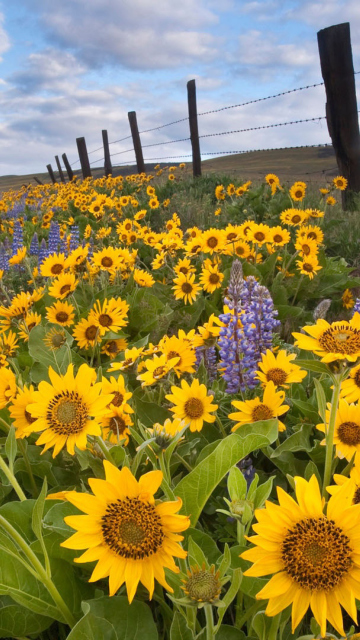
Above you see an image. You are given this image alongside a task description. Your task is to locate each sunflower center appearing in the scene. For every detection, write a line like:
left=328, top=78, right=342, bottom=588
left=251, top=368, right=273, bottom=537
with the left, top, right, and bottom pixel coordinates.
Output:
left=101, top=257, right=113, bottom=268
left=266, top=368, right=288, bottom=385
left=227, top=232, right=237, bottom=241
left=99, top=313, right=112, bottom=327
left=109, top=416, right=127, bottom=435
left=56, top=311, right=69, bottom=323
left=302, top=244, right=311, bottom=255
left=207, top=237, right=218, bottom=248
left=101, top=497, right=164, bottom=559
left=25, top=409, right=36, bottom=424
left=85, top=325, right=98, bottom=341
left=111, top=392, right=124, bottom=407
left=252, top=404, right=273, bottom=421
left=308, top=231, right=317, bottom=241
left=60, top=284, right=71, bottom=295
left=184, top=397, right=204, bottom=419
left=107, top=341, right=119, bottom=354
left=47, top=392, right=88, bottom=435
left=167, top=350, right=181, bottom=365
left=338, top=421, right=360, bottom=445
left=184, top=569, right=221, bottom=602
left=303, top=262, right=314, bottom=272
left=153, top=366, right=166, bottom=378
left=282, top=517, right=352, bottom=591
left=319, top=326, right=360, bottom=355
left=209, top=273, right=220, bottom=284
left=179, top=266, right=189, bottom=274
left=254, top=232, right=265, bottom=242
left=353, top=487, right=360, bottom=505
left=273, top=234, right=283, bottom=243
left=294, top=192, right=303, bottom=200
left=182, top=283, right=193, bottom=294
left=355, top=369, right=360, bottom=388
left=51, top=264, right=64, bottom=275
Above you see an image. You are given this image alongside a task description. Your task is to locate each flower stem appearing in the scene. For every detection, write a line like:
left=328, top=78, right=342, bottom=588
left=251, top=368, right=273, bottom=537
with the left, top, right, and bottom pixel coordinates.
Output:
left=0, top=515, right=77, bottom=628
left=96, top=436, right=115, bottom=465
left=0, top=454, right=27, bottom=501
left=322, top=373, right=342, bottom=497
left=204, top=604, right=215, bottom=640
left=18, top=440, right=39, bottom=498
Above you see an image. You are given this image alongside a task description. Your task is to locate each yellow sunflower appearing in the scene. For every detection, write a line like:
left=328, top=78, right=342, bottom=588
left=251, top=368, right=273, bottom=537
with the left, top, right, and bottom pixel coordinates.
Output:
left=73, top=318, right=101, bottom=350
left=297, top=225, right=324, bottom=244
left=327, top=455, right=360, bottom=504
left=101, top=338, right=128, bottom=359
left=172, top=273, right=201, bottom=305
left=133, top=268, right=155, bottom=288
left=199, top=264, right=224, bottom=293
left=26, top=364, right=113, bottom=457
left=0, top=367, right=17, bottom=409
left=101, top=406, right=133, bottom=445
left=340, top=364, right=360, bottom=403
left=165, top=378, right=218, bottom=432
left=294, top=237, right=319, bottom=257
left=61, top=462, right=189, bottom=602
left=242, top=475, right=360, bottom=637
left=289, top=183, right=306, bottom=201
left=174, top=258, right=196, bottom=277
left=296, top=254, right=322, bottom=279
left=256, top=350, right=307, bottom=388
left=342, top=289, right=355, bottom=309
left=270, top=227, right=291, bottom=247
left=46, top=301, right=75, bottom=327
left=48, top=273, right=78, bottom=300
left=92, top=247, right=123, bottom=275
left=9, top=384, right=37, bottom=438
left=136, top=354, right=179, bottom=387
left=101, top=375, right=133, bottom=414
left=89, top=298, right=129, bottom=335
left=317, top=400, right=360, bottom=460
left=247, top=223, right=271, bottom=246
left=333, top=175, right=348, bottom=190
left=293, top=314, right=360, bottom=363
left=201, top=229, right=225, bottom=255
left=40, top=253, right=66, bottom=278
left=280, top=209, right=306, bottom=226
left=160, top=335, right=196, bottom=378
left=108, top=347, right=144, bottom=371
left=229, top=381, right=289, bottom=432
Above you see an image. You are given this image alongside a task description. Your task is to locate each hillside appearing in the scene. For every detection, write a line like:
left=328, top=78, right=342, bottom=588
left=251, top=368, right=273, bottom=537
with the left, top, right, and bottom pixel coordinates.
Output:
left=0, top=145, right=337, bottom=195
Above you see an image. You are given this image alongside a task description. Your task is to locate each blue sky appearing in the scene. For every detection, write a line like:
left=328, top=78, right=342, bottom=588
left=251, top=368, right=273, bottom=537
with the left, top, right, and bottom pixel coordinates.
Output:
left=0, top=0, right=359, bottom=175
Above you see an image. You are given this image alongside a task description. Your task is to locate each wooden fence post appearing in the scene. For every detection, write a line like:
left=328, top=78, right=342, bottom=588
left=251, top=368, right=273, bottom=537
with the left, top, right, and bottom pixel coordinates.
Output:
left=187, top=79, right=201, bottom=177
left=102, top=130, right=113, bottom=176
left=128, top=112, right=145, bottom=174
left=317, top=22, right=360, bottom=208
left=55, top=155, right=65, bottom=183
left=33, top=177, right=43, bottom=185
left=76, top=137, right=92, bottom=179
left=62, top=153, right=74, bottom=181
left=46, top=164, right=57, bottom=184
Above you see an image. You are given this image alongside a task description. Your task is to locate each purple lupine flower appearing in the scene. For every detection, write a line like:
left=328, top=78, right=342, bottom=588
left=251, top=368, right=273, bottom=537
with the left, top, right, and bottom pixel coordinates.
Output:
left=237, top=457, right=256, bottom=489
left=354, top=298, right=360, bottom=315
left=69, top=226, right=80, bottom=252
left=38, top=238, right=49, bottom=268
left=195, top=345, right=217, bottom=384
left=11, top=220, right=24, bottom=255
left=29, top=232, right=39, bottom=256
left=0, top=244, right=9, bottom=271
left=48, top=222, right=61, bottom=254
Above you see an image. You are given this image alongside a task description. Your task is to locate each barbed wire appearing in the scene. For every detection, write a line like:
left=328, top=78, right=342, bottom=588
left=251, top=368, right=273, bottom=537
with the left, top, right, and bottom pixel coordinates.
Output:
left=199, top=116, right=327, bottom=139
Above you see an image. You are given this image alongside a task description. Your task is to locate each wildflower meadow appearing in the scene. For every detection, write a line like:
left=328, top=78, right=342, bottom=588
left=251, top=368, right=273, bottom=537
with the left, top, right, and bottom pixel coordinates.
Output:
left=0, top=166, right=360, bottom=640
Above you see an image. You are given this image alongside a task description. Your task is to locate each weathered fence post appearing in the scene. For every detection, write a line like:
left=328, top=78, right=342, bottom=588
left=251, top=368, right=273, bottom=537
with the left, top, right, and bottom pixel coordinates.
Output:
left=62, top=153, right=74, bottom=181
left=55, top=155, right=65, bottom=183
left=46, top=164, right=57, bottom=184
left=76, top=137, right=92, bottom=179
left=102, top=130, right=113, bottom=176
left=187, top=79, right=201, bottom=177
left=317, top=22, right=360, bottom=208
left=33, top=177, right=43, bottom=185
left=128, top=112, right=145, bottom=174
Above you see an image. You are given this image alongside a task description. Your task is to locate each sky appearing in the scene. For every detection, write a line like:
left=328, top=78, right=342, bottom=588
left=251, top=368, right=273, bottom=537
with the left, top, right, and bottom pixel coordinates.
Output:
left=0, top=0, right=359, bottom=176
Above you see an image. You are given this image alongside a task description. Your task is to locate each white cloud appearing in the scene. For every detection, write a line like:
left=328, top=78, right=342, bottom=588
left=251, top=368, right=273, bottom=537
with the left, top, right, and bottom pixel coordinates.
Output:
left=10, top=49, right=87, bottom=94
left=0, top=12, right=11, bottom=62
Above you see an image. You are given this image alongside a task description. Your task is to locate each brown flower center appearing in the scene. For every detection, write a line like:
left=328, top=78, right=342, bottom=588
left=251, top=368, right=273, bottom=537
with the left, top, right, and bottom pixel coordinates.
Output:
left=51, top=264, right=64, bottom=275
left=303, top=262, right=314, bottom=272
left=25, top=409, right=36, bottom=425
left=294, top=191, right=303, bottom=200
left=338, top=421, right=360, bottom=446
left=254, top=232, right=265, bottom=242
left=56, top=311, right=69, bottom=323
left=354, top=369, right=360, bottom=388
left=307, top=231, right=318, bottom=241
left=59, top=284, right=71, bottom=296
left=184, top=397, right=204, bottom=419
left=101, top=257, right=113, bottom=268
left=181, top=283, right=193, bottom=294
left=273, top=234, right=283, bottom=244
left=319, top=326, right=360, bottom=356
left=101, top=497, right=164, bottom=559
left=353, top=487, right=360, bottom=505
left=153, top=366, right=166, bottom=379
left=209, top=273, right=220, bottom=284
left=108, top=416, right=127, bottom=435
left=85, top=325, right=98, bottom=341
left=47, top=392, right=88, bottom=435
left=266, top=368, right=288, bottom=386
left=110, top=391, right=124, bottom=407
left=281, top=517, right=352, bottom=590
left=98, top=313, right=112, bottom=327
left=179, top=266, right=189, bottom=274
left=207, top=237, right=218, bottom=248
left=252, top=404, right=273, bottom=421
left=183, top=568, right=221, bottom=602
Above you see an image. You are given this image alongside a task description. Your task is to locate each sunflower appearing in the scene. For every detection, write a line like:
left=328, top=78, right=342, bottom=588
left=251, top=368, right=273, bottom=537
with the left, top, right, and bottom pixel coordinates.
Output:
left=227, top=183, right=235, bottom=196
left=340, top=364, right=360, bottom=403
left=294, top=237, right=319, bottom=257
left=247, top=223, right=271, bottom=246
left=92, top=247, right=123, bottom=275
left=101, top=338, right=128, bottom=359
left=293, top=314, right=360, bottom=363
left=61, top=462, right=189, bottom=601
left=25, top=364, right=113, bottom=457
left=160, top=335, right=196, bottom=378
left=215, top=185, right=225, bottom=200
left=0, top=331, right=18, bottom=357
left=201, top=229, right=225, bottom=254
left=327, top=455, right=360, bottom=504
left=65, top=246, right=89, bottom=270
left=0, top=367, right=17, bottom=409
left=73, top=318, right=101, bottom=350
left=18, top=312, right=42, bottom=342
left=9, top=384, right=37, bottom=438
left=242, top=475, right=360, bottom=637
left=304, top=208, right=324, bottom=219
left=9, top=246, right=27, bottom=265
left=296, top=255, right=322, bottom=279
left=48, top=273, right=78, bottom=300
left=133, top=268, right=155, bottom=288
left=166, top=378, right=218, bottom=432
left=185, top=237, right=203, bottom=257
left=40, top=253, right=66, bottom=278
left=46, top=301, right=75, bottom=327
left=174, top=258, right=196, bottom=277
left=270, top=227, right=290, bottom=247
left=229, top=381, right=289, bottom=432
left=230, top=240, right=251, bottom=259
left=44, top=327, right=67, bottom=351
left=149, top=197, right=159, bottom=209
left=317, top=400, right=360, bottom=460
left=342, top=289, right=355, bottom=309
left=173, top=273, right=201, bottom=305
left=101, top=406, right=133, bottom=445
left=199, top=264, right=224, bottom=294
left=256, top=350, right=307, bottom=388
left=333, top=175, right=348, bottom=190
left=265, top=173, right=280, bottom=187
left=89, top=298, right=129, bottom=335
left=280, top=209, right=306, bottom=226
left=326, top=196, right=336, bottom=206
left=101, top=375, right=133, bottom=414
left=137, top=354, right=179, bottom=387
left=289, top=183, right=306, bottom=201
left=108, top=347, right=144, bottom=372
left=297, top=225, right=324, bottom=244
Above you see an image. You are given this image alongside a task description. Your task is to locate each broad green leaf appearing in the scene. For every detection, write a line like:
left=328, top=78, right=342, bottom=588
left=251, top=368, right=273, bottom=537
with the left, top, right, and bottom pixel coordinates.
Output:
left=291, top=400, right=319, bottom=423
left=4, top=427, right=17, bottom=472
left=276, top=305, right=304, bottom=320
left=188, top=537, right=208, bottom=569
left=31, top=478, right=51, bottom=576
left=175, top=421, right=278, bottom=526
left=216, top=626, right=246, bottom=640
left=170, top=612, right=194, bottom=640
left=66, top=596, right=158, bottom=640
left=313, top=378, right=327, bottom=422
left=182, top=528, right=220, bottom=565
left=0, top=597, right=52, bottom=638
left=254, top=476, right=275, bottom=509
left=228, top=466, right=247, bottom=500
left=132, top=389, right=170, bottom=427
left=270, top=425, right=314, bottom=458
left=217, top=544, right=231, bottom=579
left=231, top=546, right=267, bottom=598
left=294, top=359, right=330, bottom=375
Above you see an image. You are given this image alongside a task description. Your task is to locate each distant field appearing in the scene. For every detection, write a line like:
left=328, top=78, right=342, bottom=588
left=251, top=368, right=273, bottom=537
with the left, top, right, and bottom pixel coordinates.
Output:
left=0, top=146, right=338, bottom=195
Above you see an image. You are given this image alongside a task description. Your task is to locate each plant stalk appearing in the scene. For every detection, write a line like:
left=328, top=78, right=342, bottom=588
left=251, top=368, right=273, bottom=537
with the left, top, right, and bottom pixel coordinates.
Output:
left=204, top=604, right=215, bottom=640
left=0, top=455, right=27, bottom=501
left=322, top=373, right=342, bottom=497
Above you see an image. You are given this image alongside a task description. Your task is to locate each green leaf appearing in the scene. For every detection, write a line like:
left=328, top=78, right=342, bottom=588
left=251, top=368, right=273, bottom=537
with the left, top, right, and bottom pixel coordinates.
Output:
left=217, top=544, right=231, bottom=579
left=216, top=626, right=246, bottom=640
left=313, top=378, right=327, bottom=422
left=182, top=528, right=220, bottom=565
left=291, top=399, right=319, bottom=423
left=66, top=596, right=159, bottom=640
left=295, top=359, right=330, bottom=375
left=4, top=427, right=17, bottom=472
left=31, top=478, right=51, bottom=576
left=132, top=388, right=170, bottom=427
left=254, top=476, right=275, bottom=509
left=175, top=420, right=278, bottom=526
left=276, top=305, right=304, bottom=320
left=270, top=425, right=314, bottom=458
left=188, top=537, right=208, bottom=569
left=227, top=466, right=247, bottom=500
left=0, top=596, right=52, bottom=638
left=231, top=546, right=267, bottom=598
left=170, top=611, right=194, bottom=640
